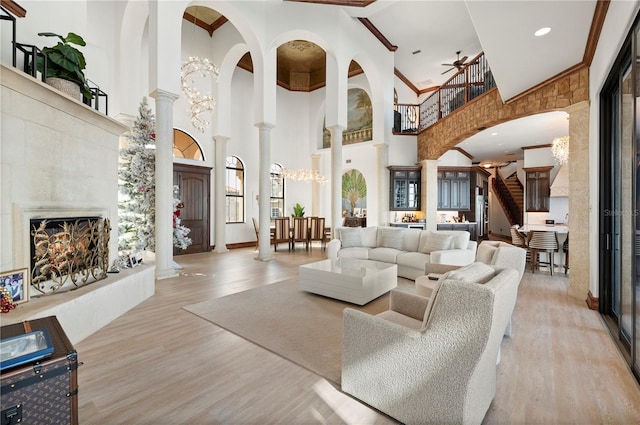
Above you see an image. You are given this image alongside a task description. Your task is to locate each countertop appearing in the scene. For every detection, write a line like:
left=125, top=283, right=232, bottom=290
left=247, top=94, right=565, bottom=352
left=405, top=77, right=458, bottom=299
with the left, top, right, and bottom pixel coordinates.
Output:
left=520, top=224, right=569, bottom=233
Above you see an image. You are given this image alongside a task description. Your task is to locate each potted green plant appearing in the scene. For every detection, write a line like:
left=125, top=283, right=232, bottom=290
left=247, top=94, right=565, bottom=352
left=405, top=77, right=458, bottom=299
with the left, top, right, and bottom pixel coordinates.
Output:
left=36, top=32, right=93, bottom=99
left=291, top=203, right=305, bottom=217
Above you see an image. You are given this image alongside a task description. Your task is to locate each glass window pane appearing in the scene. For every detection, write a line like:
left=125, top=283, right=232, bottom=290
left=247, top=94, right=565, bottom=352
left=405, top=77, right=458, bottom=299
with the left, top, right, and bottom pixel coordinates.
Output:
left=225, top=156, right=244, bottom=223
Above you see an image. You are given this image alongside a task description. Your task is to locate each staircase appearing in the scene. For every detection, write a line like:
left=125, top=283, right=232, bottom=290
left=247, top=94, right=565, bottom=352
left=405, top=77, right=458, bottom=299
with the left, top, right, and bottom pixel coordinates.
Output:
left=492, top=170, right=523, bottom=226
left=504, top=173, right=524, bottom=213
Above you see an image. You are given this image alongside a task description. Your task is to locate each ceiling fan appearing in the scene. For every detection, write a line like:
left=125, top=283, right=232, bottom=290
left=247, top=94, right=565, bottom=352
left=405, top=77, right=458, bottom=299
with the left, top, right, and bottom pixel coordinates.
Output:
left=441, top=51, right=469, bottom=75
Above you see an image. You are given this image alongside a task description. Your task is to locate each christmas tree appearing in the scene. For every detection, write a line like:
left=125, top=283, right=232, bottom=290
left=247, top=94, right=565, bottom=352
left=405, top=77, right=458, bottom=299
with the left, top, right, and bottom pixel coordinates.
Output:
left=118, top=97, right=156, bottom=254
left=173, top=185, right=192, bottom=250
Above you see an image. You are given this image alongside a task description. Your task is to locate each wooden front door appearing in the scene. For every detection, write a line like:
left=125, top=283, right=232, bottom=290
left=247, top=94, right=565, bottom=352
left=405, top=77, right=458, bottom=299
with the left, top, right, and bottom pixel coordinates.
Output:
left=173, top=164, right=211, bottom=255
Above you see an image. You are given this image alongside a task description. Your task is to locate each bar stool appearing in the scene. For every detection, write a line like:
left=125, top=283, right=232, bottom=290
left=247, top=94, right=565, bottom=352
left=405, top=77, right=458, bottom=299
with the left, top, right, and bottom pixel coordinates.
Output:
left=510, top=225, right=527, bottom=247
left=527, top=230, right=559, bottom=275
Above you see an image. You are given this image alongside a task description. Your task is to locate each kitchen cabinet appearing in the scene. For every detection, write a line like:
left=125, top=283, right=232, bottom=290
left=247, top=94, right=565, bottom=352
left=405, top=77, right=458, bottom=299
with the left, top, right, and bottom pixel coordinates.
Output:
left=437, top=169, right=470, bottom=210
left=389, top=166, right=421, bottom=211
left=525, top=167, right=551, bottom=212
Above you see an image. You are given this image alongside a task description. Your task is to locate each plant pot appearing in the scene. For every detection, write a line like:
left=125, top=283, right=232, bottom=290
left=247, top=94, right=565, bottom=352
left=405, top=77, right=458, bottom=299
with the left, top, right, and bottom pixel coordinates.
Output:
left=45, top=77, right=81, bottom=100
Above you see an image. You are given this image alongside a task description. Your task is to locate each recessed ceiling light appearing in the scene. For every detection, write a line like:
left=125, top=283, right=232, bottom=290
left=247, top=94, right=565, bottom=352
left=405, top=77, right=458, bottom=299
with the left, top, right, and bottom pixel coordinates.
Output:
left=535, top=27, right=551, bottom=37
left=491, top=132, right=498, bottom=136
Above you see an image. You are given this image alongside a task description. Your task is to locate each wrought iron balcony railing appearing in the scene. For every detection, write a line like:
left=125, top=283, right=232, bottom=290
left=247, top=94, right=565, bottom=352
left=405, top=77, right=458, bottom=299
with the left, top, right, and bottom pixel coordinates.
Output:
left=394, top=52, right=496, bottom=135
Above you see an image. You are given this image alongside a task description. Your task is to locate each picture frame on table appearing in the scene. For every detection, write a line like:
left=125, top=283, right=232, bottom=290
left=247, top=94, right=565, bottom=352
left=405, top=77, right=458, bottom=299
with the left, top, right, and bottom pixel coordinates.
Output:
left=361, top=209, right=367, bottom=217
left=129, top=254, right=139, bottom=268
left=0, top=267, right=29, bottom=304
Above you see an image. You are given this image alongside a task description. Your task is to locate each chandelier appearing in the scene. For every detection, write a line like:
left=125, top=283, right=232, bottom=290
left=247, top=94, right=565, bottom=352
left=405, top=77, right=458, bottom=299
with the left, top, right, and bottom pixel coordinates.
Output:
left=281, top=168, right=328, bottom=184
left=180, top=56, right=219, bottom=133
left=551, top=136, right=569, bottom=165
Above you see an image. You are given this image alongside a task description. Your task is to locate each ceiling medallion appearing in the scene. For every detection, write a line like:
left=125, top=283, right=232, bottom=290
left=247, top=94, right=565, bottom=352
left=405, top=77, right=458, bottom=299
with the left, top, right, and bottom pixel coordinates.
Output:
left=180, top=56, right=220, bottom=133
left=286, top=40, right=315, bottom=52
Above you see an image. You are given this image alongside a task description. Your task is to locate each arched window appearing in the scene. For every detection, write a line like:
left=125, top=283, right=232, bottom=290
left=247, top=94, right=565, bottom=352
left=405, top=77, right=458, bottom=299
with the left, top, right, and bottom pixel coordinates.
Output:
left=173, top=129, right=204, bottom=160
left=270, top=163, right=285, bottom=218
left=225, top=156, right=244, bottom=223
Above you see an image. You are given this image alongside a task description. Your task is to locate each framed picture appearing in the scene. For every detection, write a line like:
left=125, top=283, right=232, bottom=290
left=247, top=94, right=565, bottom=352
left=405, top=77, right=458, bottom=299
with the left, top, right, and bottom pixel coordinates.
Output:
left=361, top=209, right=367, bottom=217
left=0, top=268, right=29, bottom=304
left=129, top=254, right=139, bottom=268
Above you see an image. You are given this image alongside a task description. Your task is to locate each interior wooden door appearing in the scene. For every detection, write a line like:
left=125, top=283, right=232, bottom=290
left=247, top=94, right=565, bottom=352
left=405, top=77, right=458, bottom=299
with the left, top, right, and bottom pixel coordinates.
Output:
left=173, top=164, right=211, bottom=255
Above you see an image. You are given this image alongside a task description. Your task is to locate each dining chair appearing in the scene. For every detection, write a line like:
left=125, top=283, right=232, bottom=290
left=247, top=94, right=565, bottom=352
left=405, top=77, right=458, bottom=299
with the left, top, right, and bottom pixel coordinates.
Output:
left=510, top=225, right=527, bottom=248
left=272, top=217, right=291, bottom=252
left=251, top=217, right=260, bottom=250
left=291, top=216, right=309, bottom=251
left=527, top=230, right=559, bottom=275
left=308, top=217, right=326, bottom=251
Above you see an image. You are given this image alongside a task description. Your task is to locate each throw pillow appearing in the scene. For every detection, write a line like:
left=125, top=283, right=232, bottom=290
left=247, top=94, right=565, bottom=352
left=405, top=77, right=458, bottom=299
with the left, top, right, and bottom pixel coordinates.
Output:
left=340, top=227, right=362, bottom=248
left=475, top=244, right=497, bottom=264
left=447, top=262, right=495, bottom=284
left=379, top=228, right=405, bottom=250
left=420, top=232, right=453, bottom=254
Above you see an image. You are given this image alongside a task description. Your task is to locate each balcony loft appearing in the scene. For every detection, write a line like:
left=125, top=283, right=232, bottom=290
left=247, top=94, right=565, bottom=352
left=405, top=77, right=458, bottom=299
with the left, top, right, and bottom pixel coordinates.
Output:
left=394, top=52, right=496, bottom=135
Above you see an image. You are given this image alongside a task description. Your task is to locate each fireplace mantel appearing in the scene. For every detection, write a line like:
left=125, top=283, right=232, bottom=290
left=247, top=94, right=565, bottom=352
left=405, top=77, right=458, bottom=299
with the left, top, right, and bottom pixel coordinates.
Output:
left=1, top=64, right=127, bottom=135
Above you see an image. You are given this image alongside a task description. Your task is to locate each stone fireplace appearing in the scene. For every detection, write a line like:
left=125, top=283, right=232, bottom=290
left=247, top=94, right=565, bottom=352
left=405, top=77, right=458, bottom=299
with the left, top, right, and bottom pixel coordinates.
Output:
left=1, top=65, right=154, bottom=344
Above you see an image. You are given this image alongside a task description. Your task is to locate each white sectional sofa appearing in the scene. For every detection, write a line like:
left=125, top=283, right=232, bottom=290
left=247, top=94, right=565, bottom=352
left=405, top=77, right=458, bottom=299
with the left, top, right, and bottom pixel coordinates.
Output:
left=327, top=226, right=477, bottom=280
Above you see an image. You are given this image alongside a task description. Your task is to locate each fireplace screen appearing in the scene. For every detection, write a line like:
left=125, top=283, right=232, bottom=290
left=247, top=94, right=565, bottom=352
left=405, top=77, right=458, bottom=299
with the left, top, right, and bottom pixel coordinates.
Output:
left=30, top=216, right=110, bottom=295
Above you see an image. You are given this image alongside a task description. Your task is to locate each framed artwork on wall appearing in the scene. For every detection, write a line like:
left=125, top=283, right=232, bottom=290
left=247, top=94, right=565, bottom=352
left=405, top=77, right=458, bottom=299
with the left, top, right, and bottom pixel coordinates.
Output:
left=0, top=268, right=29, bottom=304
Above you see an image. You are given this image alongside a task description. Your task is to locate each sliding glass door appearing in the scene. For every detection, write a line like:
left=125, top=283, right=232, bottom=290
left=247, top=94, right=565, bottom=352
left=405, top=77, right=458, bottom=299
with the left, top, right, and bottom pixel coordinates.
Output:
left=600, top=17, right=639, bottom=382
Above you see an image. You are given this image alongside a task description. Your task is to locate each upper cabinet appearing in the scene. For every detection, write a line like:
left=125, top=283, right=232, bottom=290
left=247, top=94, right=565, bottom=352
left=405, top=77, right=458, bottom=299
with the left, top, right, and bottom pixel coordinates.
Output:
left=437, top=169, right=470, bottom=210
left=525, top=167, right=552, bottom=212
left=389, top=166, right=421, bottom=211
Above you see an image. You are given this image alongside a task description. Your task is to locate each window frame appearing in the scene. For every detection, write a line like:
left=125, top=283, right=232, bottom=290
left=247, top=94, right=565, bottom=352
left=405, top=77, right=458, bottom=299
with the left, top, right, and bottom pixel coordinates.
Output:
left=225, top=156, right=245, bottom=224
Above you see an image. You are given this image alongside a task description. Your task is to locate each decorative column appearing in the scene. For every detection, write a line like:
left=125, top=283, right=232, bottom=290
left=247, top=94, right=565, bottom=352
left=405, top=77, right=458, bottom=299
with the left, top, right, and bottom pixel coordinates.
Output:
left=150, top=89, right=179, bottom=279
left=565, top=100, right=590, bottom=301
left=329, top=125, right=345, bottom=236
left=422, top=159, right=439, bottom=232
left=311, top=153, right=321, bottom=216
left=375, top=143, right=389, bottom=226
left=213, top=136, right=229, bottom=253
left=256, top=122, right=275, bottom=261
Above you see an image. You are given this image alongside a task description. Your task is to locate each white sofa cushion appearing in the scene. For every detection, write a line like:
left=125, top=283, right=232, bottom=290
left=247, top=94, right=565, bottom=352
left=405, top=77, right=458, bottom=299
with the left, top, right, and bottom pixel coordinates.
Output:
left=420, top=232, right=454, bottom=253
left=337, top=246, right=370, bottom=259
left=377, top=227, right=405, bottom=250
left=361, top=226, right=378, bottom=248
left=396, top=251, right=430, bottom=271
left=402, top=228, right=422, bottom=252
left=339, top=227, right=363, bottom=247
left=369, top=247, right=402, bottom=263
left=422, top=230, right=469, bottom=249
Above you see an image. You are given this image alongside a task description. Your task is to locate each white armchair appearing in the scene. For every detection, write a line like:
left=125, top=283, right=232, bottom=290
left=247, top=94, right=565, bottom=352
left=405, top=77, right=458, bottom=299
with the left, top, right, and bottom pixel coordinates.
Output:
left=342, top=264, right=519, bottom=425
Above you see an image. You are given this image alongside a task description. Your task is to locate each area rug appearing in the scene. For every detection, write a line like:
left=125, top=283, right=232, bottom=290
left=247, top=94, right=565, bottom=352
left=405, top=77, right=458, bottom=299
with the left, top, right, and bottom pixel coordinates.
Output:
left=183, top=278, right=413, bottom=385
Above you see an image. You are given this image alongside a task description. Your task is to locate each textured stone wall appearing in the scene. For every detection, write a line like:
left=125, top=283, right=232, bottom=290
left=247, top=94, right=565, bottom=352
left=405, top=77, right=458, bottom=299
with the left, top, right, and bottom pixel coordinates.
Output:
left=418, top=66, right=589, bottom=160
left=566, top=101, right=590, bottom=301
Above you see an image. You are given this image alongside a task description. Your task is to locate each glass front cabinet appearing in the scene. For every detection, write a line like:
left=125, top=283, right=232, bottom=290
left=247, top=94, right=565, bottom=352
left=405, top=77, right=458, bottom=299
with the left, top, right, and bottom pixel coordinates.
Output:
left=389, top=166, right=421, bottom=211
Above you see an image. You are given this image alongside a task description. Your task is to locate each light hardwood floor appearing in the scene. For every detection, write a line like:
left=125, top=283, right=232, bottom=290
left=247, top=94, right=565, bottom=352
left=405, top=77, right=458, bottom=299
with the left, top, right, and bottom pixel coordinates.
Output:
left=76, top=247, right=640, bottom=424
